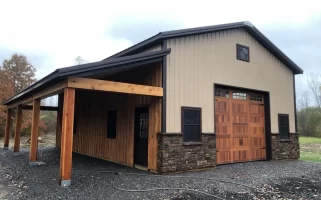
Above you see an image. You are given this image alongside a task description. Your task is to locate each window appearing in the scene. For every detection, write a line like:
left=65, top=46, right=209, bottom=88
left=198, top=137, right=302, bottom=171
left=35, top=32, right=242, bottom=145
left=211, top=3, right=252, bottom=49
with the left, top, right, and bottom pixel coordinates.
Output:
left=107, top=110, right=117, bottom=139
left=250, top=95, right=263, bottom=102
left=237, top=44, right=250, bottom=62
left=182, top=107, right=201, bottom=143
left=232, top=92, right=247, bottom=100
left=278, top=114, right=289, bottom=140
left=73, top=116, right=77, bottom=135
left=215, top=89, right=229, bottom=98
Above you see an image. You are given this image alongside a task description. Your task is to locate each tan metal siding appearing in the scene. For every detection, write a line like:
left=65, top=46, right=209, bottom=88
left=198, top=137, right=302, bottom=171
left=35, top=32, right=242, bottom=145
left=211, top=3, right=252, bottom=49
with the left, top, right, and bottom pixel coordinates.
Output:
left=166, top=28, right=295, bottom=133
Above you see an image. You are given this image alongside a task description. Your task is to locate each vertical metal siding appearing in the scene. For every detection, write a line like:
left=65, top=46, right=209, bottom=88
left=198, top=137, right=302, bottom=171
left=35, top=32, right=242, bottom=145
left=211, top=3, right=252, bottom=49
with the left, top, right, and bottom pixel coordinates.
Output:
left=166, top=28, right=295, bottom=133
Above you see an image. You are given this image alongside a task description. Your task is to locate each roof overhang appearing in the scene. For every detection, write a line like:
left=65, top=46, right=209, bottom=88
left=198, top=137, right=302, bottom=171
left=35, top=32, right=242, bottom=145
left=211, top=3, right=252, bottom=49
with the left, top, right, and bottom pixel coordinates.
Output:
left=3, top=49, right=171, bottom=106
left=106, top=21, right=303, bottom=75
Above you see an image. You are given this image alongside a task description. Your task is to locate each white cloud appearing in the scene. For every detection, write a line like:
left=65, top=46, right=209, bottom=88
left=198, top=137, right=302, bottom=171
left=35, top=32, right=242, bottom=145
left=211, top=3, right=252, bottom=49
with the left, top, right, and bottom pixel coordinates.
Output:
left=0, top=0, right=320, bottom=80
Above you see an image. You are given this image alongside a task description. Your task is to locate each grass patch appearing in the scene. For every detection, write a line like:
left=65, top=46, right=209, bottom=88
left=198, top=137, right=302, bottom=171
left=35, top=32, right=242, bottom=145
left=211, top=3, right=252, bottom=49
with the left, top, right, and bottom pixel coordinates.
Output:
left=300, top=137, right=321, bottom=162
left=300, top=151, right=321, bottom=162
left=299, top=137, right=321, bottom=145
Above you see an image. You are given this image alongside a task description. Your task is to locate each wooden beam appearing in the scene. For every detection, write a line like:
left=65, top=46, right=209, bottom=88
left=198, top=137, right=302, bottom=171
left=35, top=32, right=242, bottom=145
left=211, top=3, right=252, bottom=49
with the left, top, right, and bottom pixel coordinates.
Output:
left=7, top=80, right=67, bottom=109
left=29, top=99, right=40, bottom=163
left=21, top=105, right=59, bottom=111
left=60, top=88, right=75, bottom=187
left=3, top=108, right=12, bottom=150
left=68, top=77, right=163, bottom=97
left=13, top=106, right=22, bottom=153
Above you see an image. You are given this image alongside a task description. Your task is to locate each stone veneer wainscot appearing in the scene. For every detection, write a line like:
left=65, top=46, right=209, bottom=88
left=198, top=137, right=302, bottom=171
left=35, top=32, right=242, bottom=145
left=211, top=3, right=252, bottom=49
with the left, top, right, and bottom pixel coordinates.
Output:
left=157, top=133, right=216, bottom=173
left=271, top=133, right=300, bottom=160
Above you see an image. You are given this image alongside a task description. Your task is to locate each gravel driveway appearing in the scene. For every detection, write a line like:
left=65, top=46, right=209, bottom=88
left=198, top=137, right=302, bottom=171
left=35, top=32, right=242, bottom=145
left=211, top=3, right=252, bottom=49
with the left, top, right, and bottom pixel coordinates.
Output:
left=1, top=148, right=321, bottom=200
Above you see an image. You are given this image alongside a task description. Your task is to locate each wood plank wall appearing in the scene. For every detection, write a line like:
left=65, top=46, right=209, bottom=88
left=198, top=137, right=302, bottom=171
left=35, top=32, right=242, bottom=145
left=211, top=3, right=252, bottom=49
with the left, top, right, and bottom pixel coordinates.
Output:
left=56, top=62, right=162, bottom=171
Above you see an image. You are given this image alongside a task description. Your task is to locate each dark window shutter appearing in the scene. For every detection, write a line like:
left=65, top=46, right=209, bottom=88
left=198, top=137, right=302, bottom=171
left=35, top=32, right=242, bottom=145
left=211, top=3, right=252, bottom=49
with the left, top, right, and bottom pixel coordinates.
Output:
left=182, top=107, right=201, bottom=142
left=278, top=114, right=289, bottom=140
left=107, top=110, right=117, bottom=139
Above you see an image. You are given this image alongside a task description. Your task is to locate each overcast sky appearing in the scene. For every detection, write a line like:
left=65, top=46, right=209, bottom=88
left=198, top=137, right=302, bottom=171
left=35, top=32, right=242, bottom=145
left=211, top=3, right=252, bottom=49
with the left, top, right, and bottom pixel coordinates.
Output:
left=0, top=0, right=320, bottom=98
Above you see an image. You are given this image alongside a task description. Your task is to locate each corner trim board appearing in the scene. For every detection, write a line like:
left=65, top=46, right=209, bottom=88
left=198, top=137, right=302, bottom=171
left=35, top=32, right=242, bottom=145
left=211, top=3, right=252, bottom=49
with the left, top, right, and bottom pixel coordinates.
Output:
left=293, top=74, right=297, bottom=133
left=161, top=40, right=167, bottom=132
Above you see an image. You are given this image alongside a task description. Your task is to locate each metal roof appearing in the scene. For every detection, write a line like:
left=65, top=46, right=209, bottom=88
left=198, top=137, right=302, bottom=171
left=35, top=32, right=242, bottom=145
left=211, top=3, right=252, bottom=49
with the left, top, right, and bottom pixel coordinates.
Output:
left=106, top=21, right=303, bottom=75
left=3, top=49, right=171, bottom=105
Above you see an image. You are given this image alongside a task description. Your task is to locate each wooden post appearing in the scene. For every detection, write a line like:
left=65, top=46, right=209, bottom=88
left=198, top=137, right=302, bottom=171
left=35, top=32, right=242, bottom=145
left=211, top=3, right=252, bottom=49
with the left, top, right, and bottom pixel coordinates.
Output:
left=56, top=93, right=63, bottom=148
left=29, top=99, right=40, bottom=164
left=13, top=106, right=22, bottom=153
left=3, top=108, right=11, bottom=150
left=60, top=88, right=75, bottom=187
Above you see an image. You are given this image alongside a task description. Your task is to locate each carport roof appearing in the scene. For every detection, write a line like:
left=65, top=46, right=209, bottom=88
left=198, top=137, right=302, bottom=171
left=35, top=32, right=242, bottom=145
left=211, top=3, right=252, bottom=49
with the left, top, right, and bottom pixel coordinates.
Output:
left=3, top=49, right=170, bottom=105
left=106, top=21, right=303, bottom=75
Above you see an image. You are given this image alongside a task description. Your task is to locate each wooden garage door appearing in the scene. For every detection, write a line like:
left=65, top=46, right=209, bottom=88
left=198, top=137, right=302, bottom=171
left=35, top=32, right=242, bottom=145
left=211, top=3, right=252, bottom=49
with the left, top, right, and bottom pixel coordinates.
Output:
left=215, top=88, right=266, bottom=164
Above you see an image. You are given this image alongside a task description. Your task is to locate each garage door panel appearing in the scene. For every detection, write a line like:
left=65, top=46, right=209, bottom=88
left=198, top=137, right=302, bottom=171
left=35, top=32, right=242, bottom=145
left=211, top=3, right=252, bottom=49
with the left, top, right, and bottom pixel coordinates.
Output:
left=232, top=116, right=248, bottom=123
left=215, top=100, right=229, bottom=113
left=251, top=136, right=265, bottom=147
left=250, top=148, right=266, bottom=160
left=216, top=135, right=231, bottom=149
left=232, top=102, right=248, bottom=113
left=232, top=125, right=248, bottom=134
left=215, top=88, right=266, bottom=164
left=231, top=136, right=249, bottom=148
left=216, top=150, right=232, bottom=164
left=232, top=149, right=249, bottom=162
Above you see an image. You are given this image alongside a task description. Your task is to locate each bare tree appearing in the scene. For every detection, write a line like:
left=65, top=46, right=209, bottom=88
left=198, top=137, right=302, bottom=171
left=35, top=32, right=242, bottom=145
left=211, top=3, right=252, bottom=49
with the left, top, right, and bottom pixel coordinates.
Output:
left=74, top=56, right=88, bottom=65
left=307, top=73, right=321, bottom=108
left=297, top=91, right=310, bottom=136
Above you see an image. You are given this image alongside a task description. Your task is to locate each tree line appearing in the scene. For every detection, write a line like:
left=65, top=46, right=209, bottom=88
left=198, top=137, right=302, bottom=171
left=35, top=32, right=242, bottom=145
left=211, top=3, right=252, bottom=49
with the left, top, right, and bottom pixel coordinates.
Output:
left=297, top=74, right=321, bottom=137
left=0, top=54, right=56, bottom=137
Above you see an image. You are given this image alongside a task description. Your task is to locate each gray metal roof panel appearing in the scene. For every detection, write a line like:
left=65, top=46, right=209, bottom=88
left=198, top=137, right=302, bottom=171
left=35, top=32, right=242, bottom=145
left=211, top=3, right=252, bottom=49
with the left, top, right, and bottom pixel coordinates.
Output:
left=3, top=49, right=171, bottom=105
left=105, top=21, right=303, bottom=74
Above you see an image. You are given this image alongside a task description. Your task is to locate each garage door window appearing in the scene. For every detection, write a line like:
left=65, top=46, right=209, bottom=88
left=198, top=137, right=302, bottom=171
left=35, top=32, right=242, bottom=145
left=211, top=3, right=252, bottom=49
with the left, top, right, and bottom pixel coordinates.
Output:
left=278, top=114, right=289, bottom=140
left=232, top=92, right=247, bottom=100
left=215, top=89, right=229, bottom=98
left=182, top=107, right=201, bottom=143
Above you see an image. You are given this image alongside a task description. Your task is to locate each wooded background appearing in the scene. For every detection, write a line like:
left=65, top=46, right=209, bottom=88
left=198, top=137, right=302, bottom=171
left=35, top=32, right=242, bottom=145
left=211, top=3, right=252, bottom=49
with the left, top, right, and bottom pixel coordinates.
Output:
left=297, top=74, right=321, bottom=137
left=0, top=53, right=57, bottom=137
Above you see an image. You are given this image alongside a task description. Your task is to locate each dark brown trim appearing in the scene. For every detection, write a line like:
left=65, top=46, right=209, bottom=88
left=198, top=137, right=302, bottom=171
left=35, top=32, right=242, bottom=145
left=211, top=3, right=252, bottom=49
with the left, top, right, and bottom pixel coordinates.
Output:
left=214, top=83, right=269, bottom=93
left=236, top=44, right=250, bottom=62
left=181, top=106, right=202, bottom=143
left=158, top=132, right=183, bottom=135
left=20, top=105, right=58, bottom=111
left=158, top=132, right=215, bottom=135
left=213, top=83, right=272, bottom=161
left=271, top=132, right=299, bottom=135
left=264, top=92, right=272, bottom=160
left=202, top=132, right=216, bottom=135
left=161, top=40, right=167, bottom=133
left=293, top=74, right=297, bottom=133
